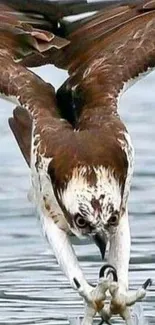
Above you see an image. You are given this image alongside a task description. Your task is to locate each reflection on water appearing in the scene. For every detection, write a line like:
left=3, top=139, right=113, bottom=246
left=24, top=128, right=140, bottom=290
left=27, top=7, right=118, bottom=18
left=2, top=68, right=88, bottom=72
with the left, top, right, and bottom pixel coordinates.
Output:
left=0, top=66, right=154, bottom=324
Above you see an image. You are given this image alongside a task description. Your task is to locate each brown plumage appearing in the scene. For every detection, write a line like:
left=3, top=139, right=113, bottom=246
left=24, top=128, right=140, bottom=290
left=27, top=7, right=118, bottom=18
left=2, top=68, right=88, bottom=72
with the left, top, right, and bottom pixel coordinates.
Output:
left=0, top=0, right=155, bottom=194
left=9, top=106, right=32, bottom=166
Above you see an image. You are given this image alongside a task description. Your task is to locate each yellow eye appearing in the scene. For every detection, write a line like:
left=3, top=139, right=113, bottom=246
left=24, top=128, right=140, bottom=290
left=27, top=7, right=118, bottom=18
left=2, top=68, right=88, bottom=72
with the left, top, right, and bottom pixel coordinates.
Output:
left=74, top=214, right=87, bottom=228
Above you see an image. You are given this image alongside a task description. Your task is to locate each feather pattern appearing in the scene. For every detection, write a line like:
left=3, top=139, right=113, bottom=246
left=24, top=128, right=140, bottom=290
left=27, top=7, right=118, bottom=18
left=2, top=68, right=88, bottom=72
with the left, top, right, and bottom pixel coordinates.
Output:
left=9, top=106, right=32, bottom=166
left=0, top=0, right=154, bottom=226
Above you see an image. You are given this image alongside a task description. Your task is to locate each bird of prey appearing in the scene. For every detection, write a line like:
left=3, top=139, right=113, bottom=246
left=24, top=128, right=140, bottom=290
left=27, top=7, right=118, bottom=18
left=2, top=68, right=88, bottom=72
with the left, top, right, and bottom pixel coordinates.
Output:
left=0, top=0, right=153, bottom=324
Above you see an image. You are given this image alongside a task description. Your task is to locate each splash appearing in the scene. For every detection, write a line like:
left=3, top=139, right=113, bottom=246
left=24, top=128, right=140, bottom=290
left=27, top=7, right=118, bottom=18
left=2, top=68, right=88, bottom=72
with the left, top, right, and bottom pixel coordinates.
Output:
left=69, top=304, right=148, bottom=325
left=132, top=304, right=148, bottom=325
left=68, top=317, right=82, bottom=325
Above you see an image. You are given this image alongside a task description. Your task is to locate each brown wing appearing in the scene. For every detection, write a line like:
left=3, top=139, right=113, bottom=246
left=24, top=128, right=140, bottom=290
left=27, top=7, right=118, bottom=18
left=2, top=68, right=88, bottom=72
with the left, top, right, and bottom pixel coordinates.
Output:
left=56, top=0, right=155, bottom=129
left=1, top=0, right=155, bottom=192
left=53, top=0, right=155, bottom=191
left=0, top=21, right=77, bottom=171
left=0, top=24, right=90, bottom=187
left=0, top=0, right=140, bottom=67
left=8, top=106, right=32, bottom=166
left=0, top=0, right=140, bottom=169
left=0, top=2, right=70, bottom=69
left=0, top=38, right=127, bottom=191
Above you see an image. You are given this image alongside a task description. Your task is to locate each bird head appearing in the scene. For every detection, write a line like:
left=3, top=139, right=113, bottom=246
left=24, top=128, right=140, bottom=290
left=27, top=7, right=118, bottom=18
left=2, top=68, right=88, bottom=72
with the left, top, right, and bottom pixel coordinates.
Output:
left=58, top=165, right=123, bottom=259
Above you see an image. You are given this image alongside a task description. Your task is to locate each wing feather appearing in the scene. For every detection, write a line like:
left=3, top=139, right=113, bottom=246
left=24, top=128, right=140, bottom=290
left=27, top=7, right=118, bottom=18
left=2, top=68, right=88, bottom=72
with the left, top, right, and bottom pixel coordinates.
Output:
left=1, top=0, right=155, bottom=191
left=9, top=106, right=32, bottom=166
left=0, top=3, right=70, bottom=65
left=0, top=0, right=140, bottom=67
left=55, top=0, right=155, bottom=129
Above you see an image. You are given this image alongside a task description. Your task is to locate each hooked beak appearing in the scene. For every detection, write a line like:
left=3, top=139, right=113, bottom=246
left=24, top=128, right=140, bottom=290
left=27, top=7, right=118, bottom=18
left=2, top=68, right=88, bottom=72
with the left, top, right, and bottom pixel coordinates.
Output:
left=93, top=230, right=108, bottom=260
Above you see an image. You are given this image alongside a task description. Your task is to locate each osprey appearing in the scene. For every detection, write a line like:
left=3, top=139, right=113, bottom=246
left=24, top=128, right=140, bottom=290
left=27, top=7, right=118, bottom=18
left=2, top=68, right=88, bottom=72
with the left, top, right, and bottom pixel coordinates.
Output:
left=0, top=0, right=153, bottom=323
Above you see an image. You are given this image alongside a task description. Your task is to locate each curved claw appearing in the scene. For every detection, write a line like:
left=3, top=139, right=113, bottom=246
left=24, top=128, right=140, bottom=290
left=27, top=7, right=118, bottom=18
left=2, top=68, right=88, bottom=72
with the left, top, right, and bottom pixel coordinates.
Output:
left=142, top=278, right=153, bottom=290
left=125, top=277, right=153, bottom=306
left=97, top=276, right=152, bottom=325
left=80, top=277, right=112, bottom=325
left=99, top=264, right=118, bottom=282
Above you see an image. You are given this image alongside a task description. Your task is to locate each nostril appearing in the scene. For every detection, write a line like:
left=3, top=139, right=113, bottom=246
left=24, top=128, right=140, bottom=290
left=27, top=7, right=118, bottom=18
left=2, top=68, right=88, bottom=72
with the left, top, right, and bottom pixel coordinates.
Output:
left=99, top=264, right=118, bottom=282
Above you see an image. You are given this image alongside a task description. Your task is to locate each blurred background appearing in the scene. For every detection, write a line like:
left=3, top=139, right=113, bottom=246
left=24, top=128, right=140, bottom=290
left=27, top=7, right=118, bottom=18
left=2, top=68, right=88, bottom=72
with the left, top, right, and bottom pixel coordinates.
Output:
left=0, top=64, right=155, bottom=324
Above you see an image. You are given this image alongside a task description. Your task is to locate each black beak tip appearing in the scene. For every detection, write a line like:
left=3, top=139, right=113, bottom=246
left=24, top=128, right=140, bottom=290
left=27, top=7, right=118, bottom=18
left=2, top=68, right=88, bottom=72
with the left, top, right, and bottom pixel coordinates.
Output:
left=99, top=264, right=118, bottom=282
left=93, top=232, right=107, bottom=260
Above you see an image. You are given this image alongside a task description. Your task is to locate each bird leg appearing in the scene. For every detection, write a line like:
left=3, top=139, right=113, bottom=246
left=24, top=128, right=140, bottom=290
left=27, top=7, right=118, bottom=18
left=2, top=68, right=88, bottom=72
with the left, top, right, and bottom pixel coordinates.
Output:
left=108, top=208, right=130, bottom=293
left=107, top=208, right=131, bottom=320
left=41, top=213, right=112, bottom=322
left=107, top=277, right=152, bottom=324
left=106, top=209, right=134, bottom=324
left=81, top=276, right=117, bottom=325
left=38, top=211, right=152, bottom=325
left=41, top=214, right=92, bottom=295
left=105, top=209, right=152, bottom=324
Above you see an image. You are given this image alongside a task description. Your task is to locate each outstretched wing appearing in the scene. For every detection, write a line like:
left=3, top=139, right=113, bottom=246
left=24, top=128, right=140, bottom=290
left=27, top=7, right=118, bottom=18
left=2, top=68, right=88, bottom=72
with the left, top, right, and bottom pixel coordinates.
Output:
left=0, top=0, right=155, bottom=188
left=58, top=0, right=155, bottom=125
left=0, top=0, right=140, bottom=67
left=0, top=30, right=76, bottom=172
left=0, top=2, right=70, bottom=67
left=0, top=0, right=136, bottom=167
left=0, top=0, right=134, bottom=165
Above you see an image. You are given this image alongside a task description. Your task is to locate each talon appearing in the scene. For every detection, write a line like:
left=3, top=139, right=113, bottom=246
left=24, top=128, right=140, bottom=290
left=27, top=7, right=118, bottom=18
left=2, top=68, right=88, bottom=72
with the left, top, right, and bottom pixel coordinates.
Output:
left=99, top=264, right=118, bottom=282
left=142, top=278, right=153, bottom=290
left=73, top=277, right=81, bottom=289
